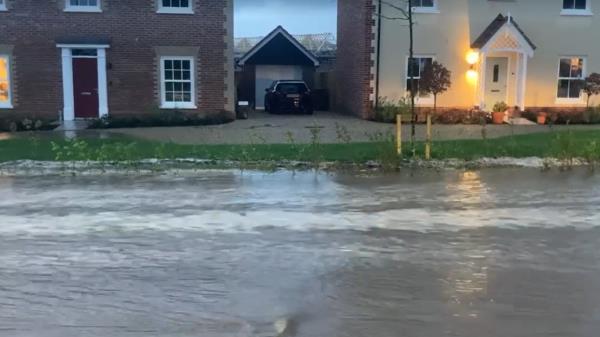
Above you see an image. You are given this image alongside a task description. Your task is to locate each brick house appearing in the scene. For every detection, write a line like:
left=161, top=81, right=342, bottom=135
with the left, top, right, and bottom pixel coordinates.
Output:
left=0, top=0, right=235, bottom=125
left=338, top=0, right=600, bottom=119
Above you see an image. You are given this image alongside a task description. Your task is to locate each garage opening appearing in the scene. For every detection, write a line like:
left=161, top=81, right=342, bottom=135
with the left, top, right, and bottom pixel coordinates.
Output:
left=236, top=26, right=332, bottom=110
left=234, top=26, right=336, bottom=114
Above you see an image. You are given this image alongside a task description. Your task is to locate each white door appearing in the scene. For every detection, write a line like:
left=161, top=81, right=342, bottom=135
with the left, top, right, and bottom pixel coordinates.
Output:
left=484, top=57, right=508, bottom=110
left=255, top=65, right=302, bottom=109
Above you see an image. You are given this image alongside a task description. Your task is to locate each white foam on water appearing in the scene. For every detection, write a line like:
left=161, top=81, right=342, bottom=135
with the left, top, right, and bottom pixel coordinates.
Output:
left=1, top=206, right=597, bottom=236
left=1, top=169, right=599, bottom=236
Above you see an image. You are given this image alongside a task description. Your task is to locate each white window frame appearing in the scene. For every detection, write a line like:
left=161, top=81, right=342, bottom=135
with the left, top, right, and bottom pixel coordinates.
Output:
left=561, top=0, right=593, bottom=16
left=556, top=56, right=586, bottom=104
left=0, top=55, right=12, bottom=109
left=404, top=55, right=435, bottom=106
left=160, top=56, right=197, bottom=109
left=157, top=0, right=194, bottom=14
left=412, top=0, right=439, bottom=14
left=0, top=0, right=7, bottom=11
left=64, top=0, right=102, bottom=13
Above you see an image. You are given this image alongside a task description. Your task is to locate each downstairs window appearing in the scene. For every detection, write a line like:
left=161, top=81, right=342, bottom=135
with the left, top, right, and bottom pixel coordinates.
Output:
left=160, top=57, right=196, bottom=109
left=0, top=55, right=12, bottom=108
left=406, top=56, right=434, bottom=104
left=557, top=57, right=585, bottom=100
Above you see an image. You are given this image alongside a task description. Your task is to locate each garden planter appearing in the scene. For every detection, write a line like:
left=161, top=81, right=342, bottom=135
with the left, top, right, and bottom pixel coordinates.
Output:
left=537, top=112, right=547, bottom=125
left=492, top=111, right=505, bottom=125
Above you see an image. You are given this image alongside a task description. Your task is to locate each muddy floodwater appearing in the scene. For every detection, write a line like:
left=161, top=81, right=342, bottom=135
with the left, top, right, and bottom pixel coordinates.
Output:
left=1, top=169, right=600, bottom=337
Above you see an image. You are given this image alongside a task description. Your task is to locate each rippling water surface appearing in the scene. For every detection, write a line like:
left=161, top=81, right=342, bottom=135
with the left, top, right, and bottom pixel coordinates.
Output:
left=1, top=168, right=600, bottom=337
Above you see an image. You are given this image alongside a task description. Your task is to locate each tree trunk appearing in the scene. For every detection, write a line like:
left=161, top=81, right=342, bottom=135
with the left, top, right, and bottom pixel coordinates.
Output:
left=587, top=94, right=591, bottom=108
left=408, top=0, right=416, bottom=156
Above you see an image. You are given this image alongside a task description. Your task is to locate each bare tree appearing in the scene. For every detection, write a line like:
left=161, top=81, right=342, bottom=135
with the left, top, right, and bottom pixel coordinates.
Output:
left=376, top=0, right=417, bottom=154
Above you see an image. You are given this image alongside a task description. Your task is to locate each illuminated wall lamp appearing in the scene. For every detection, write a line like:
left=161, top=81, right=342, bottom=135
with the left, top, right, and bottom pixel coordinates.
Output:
left=466, top=50, right=480, bottom=65
left=466, top=50, right=480, bottom=85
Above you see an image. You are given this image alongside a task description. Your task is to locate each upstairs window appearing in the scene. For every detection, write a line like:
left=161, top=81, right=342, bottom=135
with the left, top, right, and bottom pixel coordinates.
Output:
left=563, top=0, right=587, bottom=10
left=557, top=57, right=585, bottom=100
left=0, top=56, right=12, bottom=108
left=0, top=0, right=6, bottom=11
left=65, top=0, right=101, bottom=12
left=158, top=0, right=194, bottom=14
left=561, top=0, right=592, bottom=15
left=412, top=0, right=438, bottom=13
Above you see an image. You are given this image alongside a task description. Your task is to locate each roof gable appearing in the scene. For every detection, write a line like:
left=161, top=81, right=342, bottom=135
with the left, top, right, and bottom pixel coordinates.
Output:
left=237, top=26, right=320, bottom=67
left=472, top=14, right=536, bottom=56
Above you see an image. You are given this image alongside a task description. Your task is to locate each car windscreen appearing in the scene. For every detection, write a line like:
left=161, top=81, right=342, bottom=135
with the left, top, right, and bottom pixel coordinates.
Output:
left=276, top=83, right=308, bottom=95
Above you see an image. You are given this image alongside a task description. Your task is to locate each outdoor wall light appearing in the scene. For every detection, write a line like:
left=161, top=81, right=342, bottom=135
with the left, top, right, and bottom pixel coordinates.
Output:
left=466, top=68, right=478, bottom=84
left=466, top=50, right=479, bottom=65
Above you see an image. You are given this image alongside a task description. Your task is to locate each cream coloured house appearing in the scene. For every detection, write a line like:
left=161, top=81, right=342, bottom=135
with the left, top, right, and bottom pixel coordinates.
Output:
left=337, top=0, right=599, bottom=117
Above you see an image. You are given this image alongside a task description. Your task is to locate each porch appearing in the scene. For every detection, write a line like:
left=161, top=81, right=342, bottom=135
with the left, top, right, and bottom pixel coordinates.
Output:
left=471, top=14, right=536, bottom=111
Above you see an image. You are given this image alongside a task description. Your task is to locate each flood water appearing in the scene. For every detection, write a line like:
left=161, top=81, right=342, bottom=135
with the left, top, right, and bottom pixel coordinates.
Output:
left=1, top=169, right=600, bottom=337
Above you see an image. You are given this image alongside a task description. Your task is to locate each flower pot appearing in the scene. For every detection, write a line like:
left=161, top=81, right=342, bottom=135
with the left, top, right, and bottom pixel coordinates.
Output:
left=492, top=111, right=505, bottom=125
left=537, top=115, right=547, bottom=125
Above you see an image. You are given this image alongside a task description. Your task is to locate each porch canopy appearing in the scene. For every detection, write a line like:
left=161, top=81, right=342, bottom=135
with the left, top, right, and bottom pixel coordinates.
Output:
left=472, top=14, right=536, bottom=110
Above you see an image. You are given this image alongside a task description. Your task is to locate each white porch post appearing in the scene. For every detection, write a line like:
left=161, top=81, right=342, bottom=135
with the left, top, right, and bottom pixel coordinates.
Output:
left=519, top=54, right=528, bottom=111
left=61, top=48, right=75, bottom=121
left=478, top=53, right=487, bottom=109
left=516, top=53, right=523, bottom=110
left=97, top=48, right=109, bottom=118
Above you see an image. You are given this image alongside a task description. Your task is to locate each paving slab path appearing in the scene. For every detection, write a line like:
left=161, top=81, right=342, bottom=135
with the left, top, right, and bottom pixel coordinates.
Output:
left=102, top=111, right=600, bottom=145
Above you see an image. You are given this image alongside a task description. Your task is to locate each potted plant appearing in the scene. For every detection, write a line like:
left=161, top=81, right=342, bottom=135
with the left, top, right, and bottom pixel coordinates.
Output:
left=492, top=101, right=508, bottom=124
left=537, top=111, right=548, bottom=125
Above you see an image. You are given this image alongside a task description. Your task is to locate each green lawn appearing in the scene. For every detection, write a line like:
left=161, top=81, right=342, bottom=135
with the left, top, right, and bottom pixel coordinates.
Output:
left=0, top=130, right=599, bottom=163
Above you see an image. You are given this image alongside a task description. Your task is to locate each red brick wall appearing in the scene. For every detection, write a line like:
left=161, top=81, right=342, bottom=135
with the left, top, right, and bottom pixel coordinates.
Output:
left=336, top=0, right=374, bottom=118
left=0, top=0, right=230, bottom=120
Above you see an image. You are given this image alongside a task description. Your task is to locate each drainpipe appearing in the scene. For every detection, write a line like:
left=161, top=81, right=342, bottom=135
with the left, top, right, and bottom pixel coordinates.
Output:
left=375, top=0, right=382, bottom=110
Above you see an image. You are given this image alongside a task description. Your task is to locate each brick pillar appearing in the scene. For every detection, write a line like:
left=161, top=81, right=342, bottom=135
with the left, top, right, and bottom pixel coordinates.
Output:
left=336, top=0, right=375, bottom=119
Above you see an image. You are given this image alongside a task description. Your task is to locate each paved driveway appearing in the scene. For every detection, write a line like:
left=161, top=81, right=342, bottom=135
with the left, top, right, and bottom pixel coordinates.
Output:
left=103, top=111, right=600, bottom=145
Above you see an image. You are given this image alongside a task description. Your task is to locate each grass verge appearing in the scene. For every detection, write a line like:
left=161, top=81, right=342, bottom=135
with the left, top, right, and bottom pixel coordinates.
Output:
left=0, top=130, right=599, bottom=164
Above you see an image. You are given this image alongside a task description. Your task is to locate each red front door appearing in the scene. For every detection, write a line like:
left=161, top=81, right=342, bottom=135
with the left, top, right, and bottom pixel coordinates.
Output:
left=72, top=58, right=99, bottom=118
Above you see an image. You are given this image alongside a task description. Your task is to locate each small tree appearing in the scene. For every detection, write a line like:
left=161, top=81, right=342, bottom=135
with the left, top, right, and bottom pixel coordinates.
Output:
left=581, top=73, right=600, bottom=108
left=419, top=61, right=452, bottom=115
left=418, top=61, right=451, bottom=160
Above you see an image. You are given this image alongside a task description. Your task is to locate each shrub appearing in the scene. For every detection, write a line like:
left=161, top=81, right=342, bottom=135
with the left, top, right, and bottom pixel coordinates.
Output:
left=432, top=109, right=488, bottom=125
left=374, top=97, right=410, bottom=123
left=0, top=114, right=57, bottom=132
left=492, top=101, right=509, bottom=113
left=88, top=110, right=234, bottom=129
left=521, top=110, right=537, bottom=123
left=583, top=106, right=600, bottom=124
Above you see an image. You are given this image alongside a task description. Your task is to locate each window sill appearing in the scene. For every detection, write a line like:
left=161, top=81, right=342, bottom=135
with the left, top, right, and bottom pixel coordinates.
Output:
left=64, top=7, right=102, bottom=13
left=555, top=98, right=586, bottom=105
left=160, top=103, right=197, bottom=110
left=157, top=8, right=194, bottom=15
left=409, top=98, right=435, bottom=106
left=560, top=9, right=593, bottom=16
left=412, top=7, right=440, bottom=14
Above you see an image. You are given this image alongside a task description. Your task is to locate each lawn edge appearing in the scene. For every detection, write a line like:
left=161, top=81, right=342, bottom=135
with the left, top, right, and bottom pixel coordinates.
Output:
left=0, top=157, right=593, bottom=176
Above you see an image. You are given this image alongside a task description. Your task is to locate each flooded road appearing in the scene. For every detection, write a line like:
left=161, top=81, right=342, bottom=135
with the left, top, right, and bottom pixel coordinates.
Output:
left=1, top=169, right=600, bottom=337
